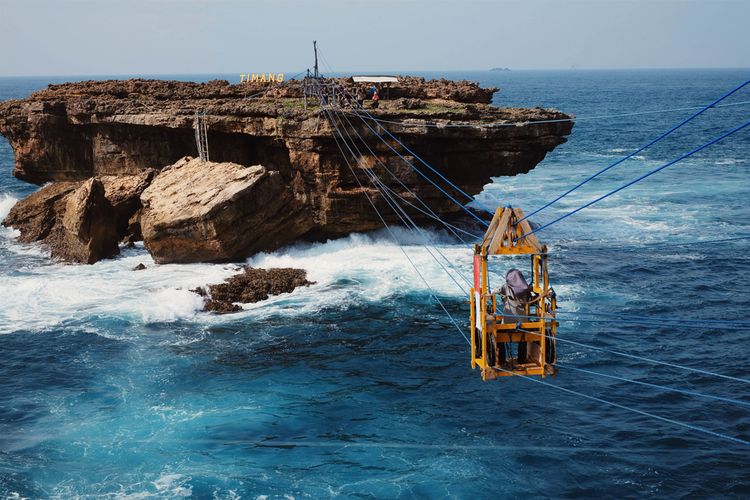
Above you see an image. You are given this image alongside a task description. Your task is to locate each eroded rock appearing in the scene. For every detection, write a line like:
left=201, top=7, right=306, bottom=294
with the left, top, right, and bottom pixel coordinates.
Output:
left=101, top=169, right=156, bottom=240
left=3, top=182, right=79, bottom=242
left=140, top=157, right=311, bottom=264
left=194, top=267, right=314, bottom=313
left=0, top=77, right=574, bottom=264
left=2, top=179, right=120, bottom=263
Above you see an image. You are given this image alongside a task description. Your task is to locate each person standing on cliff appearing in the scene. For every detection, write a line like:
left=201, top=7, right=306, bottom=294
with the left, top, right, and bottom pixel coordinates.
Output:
left=356, top=87, right=365, bottom=108
left=372, top=90, right=380, bottom=109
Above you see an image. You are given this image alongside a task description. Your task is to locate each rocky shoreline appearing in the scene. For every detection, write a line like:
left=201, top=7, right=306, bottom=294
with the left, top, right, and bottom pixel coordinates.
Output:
left=0, top=76, right=573, bottom=265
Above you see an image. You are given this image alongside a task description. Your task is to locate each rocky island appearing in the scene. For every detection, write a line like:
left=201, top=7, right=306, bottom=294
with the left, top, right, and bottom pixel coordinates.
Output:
left=0, top=77, right=573, bottom=265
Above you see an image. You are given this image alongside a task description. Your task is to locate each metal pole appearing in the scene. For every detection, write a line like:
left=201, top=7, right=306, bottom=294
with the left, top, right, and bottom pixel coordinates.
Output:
left=313, top=40, right=319, bottom=79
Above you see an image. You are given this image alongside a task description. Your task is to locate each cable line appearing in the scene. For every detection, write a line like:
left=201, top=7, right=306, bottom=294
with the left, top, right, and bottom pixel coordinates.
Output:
left=315, top=48, right=750, bottom=449
left=330, top=103, right=480, bottom=244
left=345, top=105, right=492, bottom=227
left=517, top=78, right=750, bottom=224
left=516, top=328, right=750, bottom=385
left=562, top=235, right=750, bottom=251
left=343, top=100, right=750, bottom=129
left=556, top=363, right=750, bottom=409
left=556, top=309, right=750, bottom=327
left=511, top=366, right=750, bottom=447
left=318, top=89, right=472, bottom=298
left=327, top=105, right=472, bottom=292
left=517, top=118, right=750, bottom=241
left=317, top=49, right=495, bottom=218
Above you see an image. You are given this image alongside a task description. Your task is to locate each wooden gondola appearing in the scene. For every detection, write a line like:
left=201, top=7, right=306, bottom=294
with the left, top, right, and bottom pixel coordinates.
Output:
left=470, top=206, right=558, bottom=380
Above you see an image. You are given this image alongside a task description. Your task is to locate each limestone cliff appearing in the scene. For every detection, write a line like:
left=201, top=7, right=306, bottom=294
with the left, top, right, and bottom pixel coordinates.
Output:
left=0, top=77, right=573, bottom=263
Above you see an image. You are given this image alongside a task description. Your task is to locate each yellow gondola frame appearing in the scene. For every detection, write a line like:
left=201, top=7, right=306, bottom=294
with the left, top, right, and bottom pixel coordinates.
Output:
left=470, top=206, right=558, bottom=380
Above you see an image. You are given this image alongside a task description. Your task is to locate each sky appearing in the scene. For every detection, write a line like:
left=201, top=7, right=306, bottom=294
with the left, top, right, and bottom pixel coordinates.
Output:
left=0, top=0, right=748, bottom=77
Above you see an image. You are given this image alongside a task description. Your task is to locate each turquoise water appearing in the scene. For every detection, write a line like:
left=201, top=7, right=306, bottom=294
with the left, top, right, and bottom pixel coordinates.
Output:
left=1, top=69, right=749, bottom=497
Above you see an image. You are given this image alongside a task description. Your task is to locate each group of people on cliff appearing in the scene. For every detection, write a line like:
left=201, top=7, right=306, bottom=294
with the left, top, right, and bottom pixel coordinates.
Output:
left=320, top=84, right=380, bottom=109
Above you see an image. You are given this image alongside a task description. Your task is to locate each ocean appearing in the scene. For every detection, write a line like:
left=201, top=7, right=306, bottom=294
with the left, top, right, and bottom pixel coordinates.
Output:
left=0, top=69, right=749, bottom=498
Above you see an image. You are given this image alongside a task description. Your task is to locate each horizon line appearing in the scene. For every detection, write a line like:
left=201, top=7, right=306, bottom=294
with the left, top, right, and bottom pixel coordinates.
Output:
left=1, top=66, right=749, bottom=79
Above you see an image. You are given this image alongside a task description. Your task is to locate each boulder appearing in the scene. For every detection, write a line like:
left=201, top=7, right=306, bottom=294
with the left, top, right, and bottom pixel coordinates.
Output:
left=140, top=157, right=310, bottom=263
left=3, top=182, right=79, bottom=242
left=3, top=178, right=119, bottom=264
left=100, top=169, right=156, bottom=240
left=47, top=178, right=120, bottom=263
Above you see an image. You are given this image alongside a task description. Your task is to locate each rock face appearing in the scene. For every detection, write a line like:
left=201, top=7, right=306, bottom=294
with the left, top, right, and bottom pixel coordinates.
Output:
left=101, top=169, right=156, bottom=241
left=140, top=157, right=309, bottom=263
left=0, top=77, right=574, bottom=263
left=193, top=267, right=314, bottom=313
left=4, top=178, right=119, bottom=263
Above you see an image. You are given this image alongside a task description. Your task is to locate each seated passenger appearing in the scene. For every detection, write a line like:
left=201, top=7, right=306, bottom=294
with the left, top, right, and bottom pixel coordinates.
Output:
left=500, top=268, right=535, bottom=363
left=500, top=268, right=533, bottom=320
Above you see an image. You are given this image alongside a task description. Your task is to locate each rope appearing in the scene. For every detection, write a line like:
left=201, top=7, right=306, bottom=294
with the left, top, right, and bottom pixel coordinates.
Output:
left=348, top=106, right=496, bottom=216
left=318, top=89, right=472, bottom=334
left=516, top=328, right=750, bottom=385
left=509, top=366, right=750, bottom=447
left=556, top=363, right=750, bottom=409
left=329, top=103, right=480, bottom=244
left=565, top=235, right=750, bottom=251
left=517, top=78, right=750, bottom=224
left=517, top=118, right=750, bottom=241
left=490, top=311, right=750, bottom=329
left=371, top=183, right=483, bottom=241
left=556, top=309, right=750, bottom=327
left=343, top=100, right=750, bottom=129
left=316, top=51, right=495, bottom=217
left=341, top=105, right=492, bottom=227
left=324, top=102, right=472, bottom=292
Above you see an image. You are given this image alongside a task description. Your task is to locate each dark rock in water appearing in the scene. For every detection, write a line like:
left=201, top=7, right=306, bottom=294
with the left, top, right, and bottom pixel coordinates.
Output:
left=132, top=263, right=146, bottom=271
left=204, top=299, right=243, bottom=314
left=196, top=267, right=314, bottom=313
left=3, top=178, right=119, bottom=264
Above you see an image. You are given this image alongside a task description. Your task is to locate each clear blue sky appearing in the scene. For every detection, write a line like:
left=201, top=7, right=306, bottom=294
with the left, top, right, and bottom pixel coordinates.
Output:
left=1, top=0, right=748, bottom=76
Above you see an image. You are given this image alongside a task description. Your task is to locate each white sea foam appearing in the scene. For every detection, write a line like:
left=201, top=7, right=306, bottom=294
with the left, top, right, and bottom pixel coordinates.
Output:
left=0, top=193, right=18, bottom=222
left=0, top=243, right=239, bottom=334
left=0, top=228, right=484, bottom=334
left=715, top=158, right=746, bottom=166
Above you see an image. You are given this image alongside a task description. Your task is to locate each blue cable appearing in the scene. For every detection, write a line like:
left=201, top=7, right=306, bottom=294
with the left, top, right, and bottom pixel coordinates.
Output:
left=324, top=104, right=472, bottom=291
left=495, top=311, right=750, bottom=329
left=352, top=106, right=497, bottom=215
left=516, top=329, right=750, bottom=385
left=331, top=103, right=481, bottom=243
left=515, top=368, right=750, bottom=447
left=517, top=119, right=750, bottom=241
left=556, top=363, right=750, bottom=409
left=316, top=49, right=494, bottom=216
left=556, top=310, right=750, bottom=327
left=320, top=98, right=470, bottom=344
left=517, top=78, right=750, bottom=225
left=347, top=106, right=492, bottom=227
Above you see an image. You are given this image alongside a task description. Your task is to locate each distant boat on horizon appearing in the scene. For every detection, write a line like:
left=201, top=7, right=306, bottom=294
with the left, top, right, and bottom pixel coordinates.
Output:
left=491, top=67, right=511, bottom=71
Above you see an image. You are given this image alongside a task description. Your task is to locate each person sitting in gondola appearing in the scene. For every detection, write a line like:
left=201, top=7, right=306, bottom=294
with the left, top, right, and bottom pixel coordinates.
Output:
left=500, top=268, right=537, bottom=364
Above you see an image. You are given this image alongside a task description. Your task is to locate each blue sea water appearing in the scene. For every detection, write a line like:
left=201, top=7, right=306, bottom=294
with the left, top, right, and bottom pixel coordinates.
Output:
left=0, top=69, right=749, bottom=498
